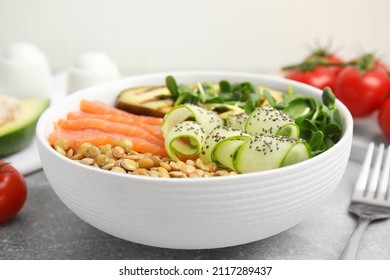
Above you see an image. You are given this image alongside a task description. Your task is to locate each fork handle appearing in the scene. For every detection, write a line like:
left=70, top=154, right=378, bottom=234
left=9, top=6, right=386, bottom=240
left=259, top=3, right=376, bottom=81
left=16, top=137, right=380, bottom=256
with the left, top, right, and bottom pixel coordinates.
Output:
left=339, top=216, right=372, bottom=260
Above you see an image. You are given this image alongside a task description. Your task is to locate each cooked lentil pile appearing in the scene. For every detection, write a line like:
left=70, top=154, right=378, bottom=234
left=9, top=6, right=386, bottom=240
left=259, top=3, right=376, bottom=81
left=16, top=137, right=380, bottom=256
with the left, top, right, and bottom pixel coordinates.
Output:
left=53, top=138, right=237, bottom=178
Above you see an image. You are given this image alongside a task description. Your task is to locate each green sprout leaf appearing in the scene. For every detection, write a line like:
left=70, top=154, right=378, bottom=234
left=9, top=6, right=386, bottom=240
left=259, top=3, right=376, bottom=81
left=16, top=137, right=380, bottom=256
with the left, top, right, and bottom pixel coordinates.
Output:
left=309, top=130, right=324, bottom=151
left=323, top=123, right=342, bottom=137
left=219, top=80, right=232, bottom=93
left=322, top=87, right=336, bottom=110
left=263, top=89, right=277, bottom=107
left=323, top=136, right=335, bottom=149
left=164, top=75, right=343, bottom=158
left=330, top=109, right=342, bottom=127
left=166, top=76, right=179, bottom=100
left=282, top=97, right=316, bottom=119
left=244, top=99, right=256, bottom=114
left=301, top=119, right=318, bottom=132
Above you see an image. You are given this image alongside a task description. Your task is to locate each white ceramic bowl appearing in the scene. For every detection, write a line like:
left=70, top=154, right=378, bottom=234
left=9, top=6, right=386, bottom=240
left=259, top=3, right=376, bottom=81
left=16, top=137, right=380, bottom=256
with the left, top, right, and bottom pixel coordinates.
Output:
left=36, top=71, right=353, bottom=249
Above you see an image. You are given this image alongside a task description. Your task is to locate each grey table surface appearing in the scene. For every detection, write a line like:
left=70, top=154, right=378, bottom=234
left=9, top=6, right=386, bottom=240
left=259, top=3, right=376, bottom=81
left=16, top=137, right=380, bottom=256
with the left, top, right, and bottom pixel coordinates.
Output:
left=2, top=73, right=390, bottom=260
left=1, top=155, right=390, bottom=260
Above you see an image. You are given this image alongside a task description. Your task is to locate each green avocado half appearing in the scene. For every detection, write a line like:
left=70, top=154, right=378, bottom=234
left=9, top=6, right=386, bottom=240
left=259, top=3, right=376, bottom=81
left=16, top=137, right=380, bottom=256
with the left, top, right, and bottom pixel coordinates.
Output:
left=0, top=98, right=49, bottom=157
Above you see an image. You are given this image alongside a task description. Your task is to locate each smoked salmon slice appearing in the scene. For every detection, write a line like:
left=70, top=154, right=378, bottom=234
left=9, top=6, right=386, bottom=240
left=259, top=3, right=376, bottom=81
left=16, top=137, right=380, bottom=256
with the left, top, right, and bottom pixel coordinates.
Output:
left=66, top=111, right=163, bottom=140
left=57, top=118, right=164, bottom=146
left=48, top=100, right=168, bottom=157
left=80, top=99, right=163, bottom=125
left=49, top=126, right=168, bottom=157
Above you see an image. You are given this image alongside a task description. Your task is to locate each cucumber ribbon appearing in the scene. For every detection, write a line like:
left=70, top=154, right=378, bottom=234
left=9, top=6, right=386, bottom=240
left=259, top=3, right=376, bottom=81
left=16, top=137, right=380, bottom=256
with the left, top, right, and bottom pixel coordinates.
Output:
left=164, top=121, right=206, bottom=161
left=162, top=104, right=311, bottom=173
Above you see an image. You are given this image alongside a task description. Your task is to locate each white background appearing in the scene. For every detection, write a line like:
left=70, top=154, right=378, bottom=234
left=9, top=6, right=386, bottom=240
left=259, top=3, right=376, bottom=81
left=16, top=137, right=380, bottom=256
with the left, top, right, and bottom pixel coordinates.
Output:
left=1, top=0, right=390, bottom=74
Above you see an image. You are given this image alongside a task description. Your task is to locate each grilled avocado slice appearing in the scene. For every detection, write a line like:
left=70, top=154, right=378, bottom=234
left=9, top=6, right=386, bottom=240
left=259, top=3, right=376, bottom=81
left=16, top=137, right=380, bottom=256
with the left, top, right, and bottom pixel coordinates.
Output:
left=116, top=84, right=285, bottom=118
left=116, top=86, right=174, bottom=118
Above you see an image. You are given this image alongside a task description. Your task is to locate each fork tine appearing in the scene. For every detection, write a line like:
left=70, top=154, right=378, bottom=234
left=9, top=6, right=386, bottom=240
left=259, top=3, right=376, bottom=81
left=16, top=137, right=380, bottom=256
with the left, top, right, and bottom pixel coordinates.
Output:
left=353, top=142, right=375, bottom=199
left=341, top=143, right=390, bottom=260
left=365, top=143, right=384, bottom=198
left=376, top=145, right=390, bottom=200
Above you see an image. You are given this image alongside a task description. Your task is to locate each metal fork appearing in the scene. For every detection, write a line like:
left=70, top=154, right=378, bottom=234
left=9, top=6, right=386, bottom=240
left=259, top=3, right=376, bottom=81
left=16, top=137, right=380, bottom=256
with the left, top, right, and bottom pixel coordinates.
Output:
left=339, top=142, right=390, bottom=260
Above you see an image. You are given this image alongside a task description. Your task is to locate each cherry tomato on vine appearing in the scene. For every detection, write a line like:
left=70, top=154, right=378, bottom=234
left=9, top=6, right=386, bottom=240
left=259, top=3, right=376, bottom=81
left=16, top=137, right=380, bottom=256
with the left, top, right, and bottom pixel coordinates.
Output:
left=307, top=50, right=344, bottom=72
left=374, top=59, right=390, bottom=73
left=378, top=96, right=390, bottom=139
left=335, top=66, right=390, bottom=117
left=284, top=66, right=341, bottom=92
left=0, top=161, right=27, bottom=223
left=283, top=49, right=344, bottom=92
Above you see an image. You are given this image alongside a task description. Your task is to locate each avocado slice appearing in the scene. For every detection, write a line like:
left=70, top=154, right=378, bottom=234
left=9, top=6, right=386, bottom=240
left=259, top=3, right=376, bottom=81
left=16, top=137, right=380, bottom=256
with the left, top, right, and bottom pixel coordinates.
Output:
left=200, top=103, right=245, bottom=120
left=0, top=97, right=49, bottom=157
left=116, top=84, right=286, bottom=118
left=116, top=86, right=174, bottom=118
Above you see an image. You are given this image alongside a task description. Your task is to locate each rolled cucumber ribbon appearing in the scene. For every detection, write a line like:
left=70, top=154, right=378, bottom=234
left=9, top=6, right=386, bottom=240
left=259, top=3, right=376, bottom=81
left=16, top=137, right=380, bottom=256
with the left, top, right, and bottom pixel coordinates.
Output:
left=164, top=121, right=206, bottom=161
left=200, top=126, right=251, bottom=171
left=163, top=104, right=310, bottom=173
left=200, top=127, right=310, bottom=173
left=162, top=104, right=223, bottom=137
left=229, top=105, right=300, bottom=138
left=234, top=135, right=311, bottom=173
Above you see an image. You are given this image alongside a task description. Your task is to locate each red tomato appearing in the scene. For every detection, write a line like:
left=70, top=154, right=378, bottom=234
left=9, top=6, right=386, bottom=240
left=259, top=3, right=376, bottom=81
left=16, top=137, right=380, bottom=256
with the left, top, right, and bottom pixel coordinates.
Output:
left=285, top=66, right=340, bottom=92
left=335, top=66, right=390, bottom=117
left=306, top=48, right=343, bottom=63
left=378, top=96, right=390, bottom=139
left=375, top=60, right=390, bottom=73
left=0, top=161, right=27, bottom=223
left=327, top=55, right=343, bottom=64
left=284, top=51, right=344, bottom=92
left=324, top=54, right=345, bottom=78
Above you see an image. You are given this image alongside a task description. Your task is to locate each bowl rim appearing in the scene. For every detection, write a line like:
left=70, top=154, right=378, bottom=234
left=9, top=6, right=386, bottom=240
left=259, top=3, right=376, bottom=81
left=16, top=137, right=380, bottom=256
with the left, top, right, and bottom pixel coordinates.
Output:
left=36, top=70, right=353, bottom=184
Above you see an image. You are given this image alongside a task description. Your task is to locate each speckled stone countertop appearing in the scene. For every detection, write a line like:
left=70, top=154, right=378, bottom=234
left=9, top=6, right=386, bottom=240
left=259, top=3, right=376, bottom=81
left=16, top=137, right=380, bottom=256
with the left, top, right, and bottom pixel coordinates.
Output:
left=1, top=157, right=389, bottom=260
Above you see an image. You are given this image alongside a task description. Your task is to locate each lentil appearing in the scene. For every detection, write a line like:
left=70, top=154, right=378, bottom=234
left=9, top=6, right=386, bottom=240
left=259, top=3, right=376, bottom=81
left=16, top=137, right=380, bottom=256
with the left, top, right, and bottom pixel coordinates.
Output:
left=55, top=139, right=70, bottom=151
left=112, top=146, right=125, bottom=158
left=180, top=164, right=196, bottom=174
left=135, top=168, right=148, bottom=176
left=66, top=148, right=74, bottom=158
left=102, top=162, right=115, bottom=170
left=71, top=153, right=84, bottom=160
left=169, top=171, right=187, bottom=178
left=98, top=144, right=111, bottom=154
left=85, top=145, right=100, bottom=158
left=111, top=166, right=126, bottom=173
left=114, top=139, right=133, bottom=153
left=159, top=161, right=172, bottom=171
left=77, top=142, right=91, bottom=155
left=121, top=159, right=137, bottom=171
left=52, top=139, right=236, bottom=178
left=138, top=157, right=155, bottom=169
left=80, top=158, right=94, bottom=165
left=54, top=145, right=66, bottom=156
left=94, top=154, right=109, bottom=167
